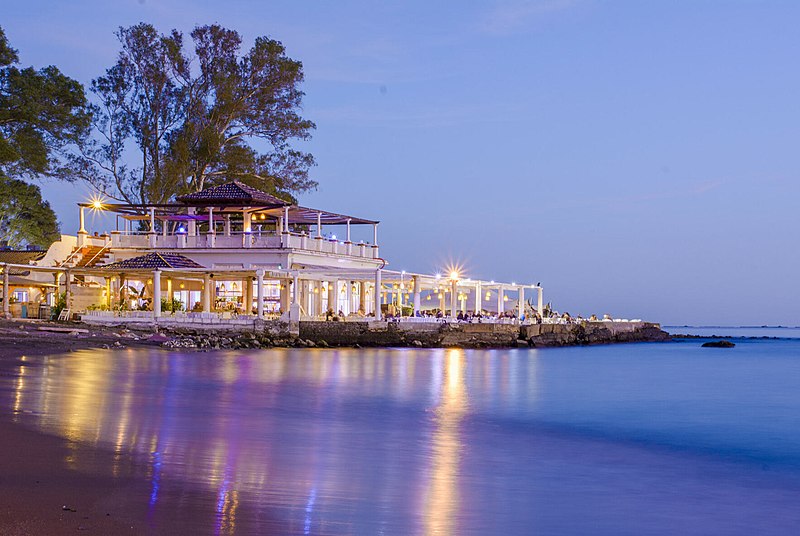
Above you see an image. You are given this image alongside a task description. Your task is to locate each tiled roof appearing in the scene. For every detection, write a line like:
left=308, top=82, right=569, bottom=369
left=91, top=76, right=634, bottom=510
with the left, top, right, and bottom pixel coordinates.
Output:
left=176, top=181, right=290, bottom=207
left=0, top=250, right=47, bottom=264
left=101, top=252, right=205, bottom=270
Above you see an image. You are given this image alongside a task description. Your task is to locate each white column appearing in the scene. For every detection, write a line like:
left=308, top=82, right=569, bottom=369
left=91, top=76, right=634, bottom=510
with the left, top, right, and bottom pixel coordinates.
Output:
left=245, top=277, right=253, bottom=315
left=475, top=283, right=482, bottom=313
left=283, top=206, right=289, bottom=232
left=497, top=285, right=504, bottom=314
left=207, top=208, right=216, bottom=248
left=328, top=279, right=338, bottom=314
left=224, top=214, right=231, bottom=236
left=292, top=273, right=299, bottom=303
left=242, top=211, right=252, bottom=248
left=316, top=212, right=322, bottom=238
left=413, top=276, right=421, bottom=314
left=374, top=270, right=382, bottom=321
left=450, top=280, right=458, bottom=318
left=202, top=275, right=211, bottom=312
left=359, top=281, right=366, bottom=313
left=279, top=279, right=289, bottom=312
left=153, top=270, right=161, bottom=319
left=187, top=207, right=196, bottom=236
left=518, top=286, right=525, bottom=319
left=65, top=269, right=72, bottom=310
left=105, top=277, right=112, bottom=308
left=346, top=219, right=351, bottom=242
left=373, top=224, right=378, bottom=246
left=256, top=269, right=264, bottom=318
left=537, top=287, right=544, bottom=316
left=77, top=207, right=87, bottom=246
left=345, top=281, right=352, bottom=315
left=316, top=281, right=325, bottom=316
left=148, top=208, right=157, bottom=247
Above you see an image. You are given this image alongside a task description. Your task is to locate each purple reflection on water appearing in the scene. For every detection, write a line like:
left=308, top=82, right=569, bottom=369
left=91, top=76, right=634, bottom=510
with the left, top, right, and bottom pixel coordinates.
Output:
left=2, top=343, right=800, bottom=534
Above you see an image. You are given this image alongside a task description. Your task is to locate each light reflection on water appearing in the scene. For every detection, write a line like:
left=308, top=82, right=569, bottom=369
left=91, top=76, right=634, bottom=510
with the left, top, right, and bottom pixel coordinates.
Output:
left=4, top=343, right=800, bottom=535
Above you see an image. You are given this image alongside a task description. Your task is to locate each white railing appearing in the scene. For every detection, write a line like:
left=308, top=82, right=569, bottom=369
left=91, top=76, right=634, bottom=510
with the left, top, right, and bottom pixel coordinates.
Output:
left=106, top=230, right=378, bottom=259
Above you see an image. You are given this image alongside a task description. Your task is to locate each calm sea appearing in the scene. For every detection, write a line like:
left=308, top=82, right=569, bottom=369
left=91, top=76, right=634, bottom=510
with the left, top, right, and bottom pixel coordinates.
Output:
left=3, top=333, right=800, bottom=534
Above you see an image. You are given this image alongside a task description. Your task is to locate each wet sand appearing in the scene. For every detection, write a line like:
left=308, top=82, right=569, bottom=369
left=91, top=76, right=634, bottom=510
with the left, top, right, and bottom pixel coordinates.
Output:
left=0, top=321, right=157, bottom=535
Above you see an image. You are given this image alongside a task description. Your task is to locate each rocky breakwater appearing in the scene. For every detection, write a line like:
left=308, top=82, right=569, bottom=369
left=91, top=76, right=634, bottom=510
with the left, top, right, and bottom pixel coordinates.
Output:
left=299, top=320, right=523, bottom=348
left=522, top=321, right=670, bottom=347
left=154, top=319, right=669, bottom=350
left=301, top=320, right=669, bottom=348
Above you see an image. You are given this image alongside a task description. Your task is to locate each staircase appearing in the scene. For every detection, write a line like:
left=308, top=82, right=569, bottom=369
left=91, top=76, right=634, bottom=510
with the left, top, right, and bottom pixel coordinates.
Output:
left=61, top=244, right=111, bottom=268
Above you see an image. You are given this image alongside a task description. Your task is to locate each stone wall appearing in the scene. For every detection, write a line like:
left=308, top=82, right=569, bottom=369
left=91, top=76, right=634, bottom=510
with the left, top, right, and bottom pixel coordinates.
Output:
left=80, top=317, right=670, bottom=349
left=521, top=321, right=669, bottom=347
left=297, top=320, right=673, bottom=348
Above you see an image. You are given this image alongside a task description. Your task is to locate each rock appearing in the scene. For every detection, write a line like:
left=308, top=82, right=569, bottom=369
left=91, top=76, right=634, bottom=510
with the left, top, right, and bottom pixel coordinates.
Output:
left=317, top=340, right=329, bottom=348
left=514, top=339, right=529, bottom=348
left=702, top=340, right=735, bottom=348
left=305, top=340, right=316, bottom=348
left=411, top=340, right=423, bottom=347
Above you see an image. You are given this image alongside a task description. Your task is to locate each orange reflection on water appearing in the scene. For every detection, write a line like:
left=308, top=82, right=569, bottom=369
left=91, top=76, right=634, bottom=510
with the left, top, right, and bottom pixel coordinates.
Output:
left=424, top=348, right=468, bottom=536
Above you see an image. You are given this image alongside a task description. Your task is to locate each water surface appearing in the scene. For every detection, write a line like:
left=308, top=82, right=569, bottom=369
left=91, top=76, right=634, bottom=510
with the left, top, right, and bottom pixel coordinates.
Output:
left=2, top=341, right=800, bottom=534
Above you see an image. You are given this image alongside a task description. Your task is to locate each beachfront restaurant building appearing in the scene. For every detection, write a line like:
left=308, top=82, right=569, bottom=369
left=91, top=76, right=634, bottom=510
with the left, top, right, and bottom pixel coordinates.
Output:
left=1, top=181, right=543, bottom=326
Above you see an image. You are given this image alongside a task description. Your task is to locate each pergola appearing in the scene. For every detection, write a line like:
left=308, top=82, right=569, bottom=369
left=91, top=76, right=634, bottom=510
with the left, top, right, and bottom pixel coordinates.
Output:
left=78, top=180, right=379, bottom=244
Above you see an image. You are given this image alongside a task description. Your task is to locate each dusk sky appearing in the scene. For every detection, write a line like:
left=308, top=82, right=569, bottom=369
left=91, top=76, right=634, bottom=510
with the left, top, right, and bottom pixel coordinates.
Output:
left=4, top=0, right=799, bottom=326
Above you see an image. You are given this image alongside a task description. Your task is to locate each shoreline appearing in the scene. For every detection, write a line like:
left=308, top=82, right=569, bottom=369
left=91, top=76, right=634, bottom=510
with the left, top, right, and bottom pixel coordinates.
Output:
left=0, top=321, right=149, bottom=535
left=0, top=318, right=667, bottom=533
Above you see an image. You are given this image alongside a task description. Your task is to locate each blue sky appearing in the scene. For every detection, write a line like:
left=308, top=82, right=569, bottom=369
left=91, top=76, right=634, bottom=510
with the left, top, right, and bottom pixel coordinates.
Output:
left=4, top=0, right=799, bottom=325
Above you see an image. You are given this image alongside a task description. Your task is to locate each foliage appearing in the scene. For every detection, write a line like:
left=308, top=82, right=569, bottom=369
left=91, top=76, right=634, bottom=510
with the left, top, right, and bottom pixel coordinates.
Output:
left=70, top=23, right=316, bottom=204
left=0, top=27, right=90, bottom=181
left=0, top=174, right=60, bottom=247
left=52, top=291, right=67, bottom=319
left=160, top=297, right=183, bottom=313
left=0, top=26, right=87, bottom=248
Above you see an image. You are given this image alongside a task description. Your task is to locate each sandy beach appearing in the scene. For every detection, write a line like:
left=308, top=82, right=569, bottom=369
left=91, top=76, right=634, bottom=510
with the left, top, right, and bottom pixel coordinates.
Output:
left=0, top=321, right=159, bottom=535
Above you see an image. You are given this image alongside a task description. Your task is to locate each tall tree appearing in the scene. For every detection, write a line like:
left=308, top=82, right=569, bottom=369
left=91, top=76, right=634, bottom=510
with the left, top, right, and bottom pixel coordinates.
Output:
left=0, top=175, right=60, bottom=248
left=0, top=27, right=90, bottom=180
left=72, top=23, right=316, bottom=204
left=0, top=26, right=88, bottom=247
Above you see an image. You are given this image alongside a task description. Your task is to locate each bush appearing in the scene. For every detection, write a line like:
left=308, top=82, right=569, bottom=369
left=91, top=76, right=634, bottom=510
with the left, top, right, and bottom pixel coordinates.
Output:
left=52, top=292, right=67, bottom=319
left=160, top=297, right=183, bottom=313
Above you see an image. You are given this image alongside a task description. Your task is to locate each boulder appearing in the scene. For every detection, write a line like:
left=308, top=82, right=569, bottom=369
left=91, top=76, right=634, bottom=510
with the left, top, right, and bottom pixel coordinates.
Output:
left=702, top=340, right=735, bottom=348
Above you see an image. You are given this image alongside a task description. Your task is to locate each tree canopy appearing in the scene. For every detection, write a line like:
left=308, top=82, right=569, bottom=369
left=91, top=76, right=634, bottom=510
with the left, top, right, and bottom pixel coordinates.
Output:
left=0, top=175, right=60, bottom=248
left=0, top=26, right=87, bottom=247
left=0, top=27, right=90, bottom=180
left=71, top=23, right=317, bottom=204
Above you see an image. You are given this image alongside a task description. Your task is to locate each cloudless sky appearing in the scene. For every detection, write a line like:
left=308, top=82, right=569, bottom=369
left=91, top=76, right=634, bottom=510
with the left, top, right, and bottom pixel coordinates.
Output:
left=4, top=0, right=799, bottom=325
